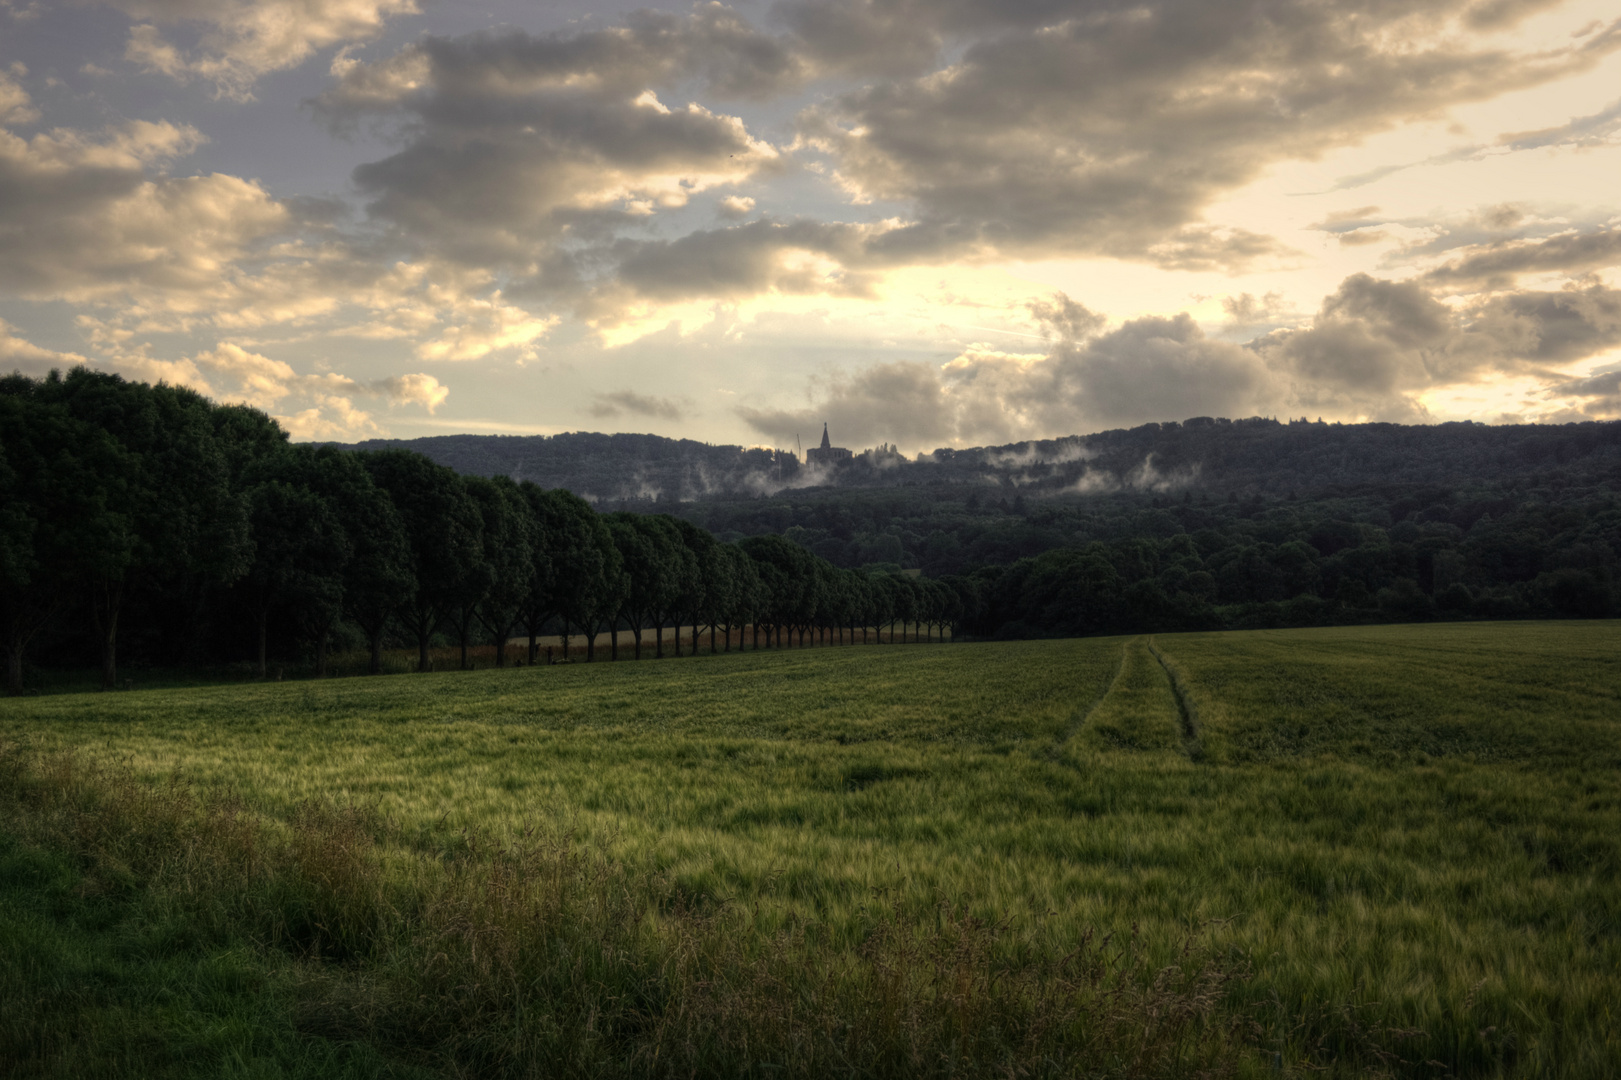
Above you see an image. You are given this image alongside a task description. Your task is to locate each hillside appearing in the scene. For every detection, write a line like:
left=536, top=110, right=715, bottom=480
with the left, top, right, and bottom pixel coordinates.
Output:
left=344, top=417, right=1621, bottom=503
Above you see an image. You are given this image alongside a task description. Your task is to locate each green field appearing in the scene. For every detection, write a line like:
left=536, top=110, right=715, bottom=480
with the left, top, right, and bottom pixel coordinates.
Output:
left=3, top=623, right=1618, bottom=1078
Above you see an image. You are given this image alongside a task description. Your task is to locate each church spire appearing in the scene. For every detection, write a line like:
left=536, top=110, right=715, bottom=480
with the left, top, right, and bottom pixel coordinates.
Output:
left=819, top=422, right=831, bottom=449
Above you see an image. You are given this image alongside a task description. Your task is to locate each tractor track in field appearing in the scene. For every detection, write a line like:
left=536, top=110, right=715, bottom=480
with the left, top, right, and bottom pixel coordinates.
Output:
left=1146, top=637, right=1204, bottom=760
left=1058, top=637, right=1132, bottom=749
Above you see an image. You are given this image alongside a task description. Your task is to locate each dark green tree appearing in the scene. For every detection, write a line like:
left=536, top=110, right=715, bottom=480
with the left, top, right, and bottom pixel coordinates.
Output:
left=30, top=369, right=250, bottom=687
left=0, top=387, right=135, bottom=694
left=363, top=450, right=483, bottom=672
left=239, top=480, right=349, bottom=679
left=250, top=444, right=412, bottom=676
left=466, top=475, right=535, bottom=668
left=671, top=518, right=723, bottom=655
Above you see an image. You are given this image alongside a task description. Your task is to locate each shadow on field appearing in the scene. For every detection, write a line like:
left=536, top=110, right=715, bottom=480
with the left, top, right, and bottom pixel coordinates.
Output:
left=0, top=742, right=1257, bottom=1079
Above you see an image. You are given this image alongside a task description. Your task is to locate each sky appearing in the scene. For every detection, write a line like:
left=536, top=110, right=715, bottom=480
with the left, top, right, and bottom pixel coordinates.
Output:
left=2, top=0, right=1620, bottom=454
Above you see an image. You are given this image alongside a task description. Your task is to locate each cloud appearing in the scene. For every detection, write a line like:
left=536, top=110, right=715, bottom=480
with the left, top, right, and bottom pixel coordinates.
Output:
left=0, top=65, right=39, bottom=125
left=411, top=294, right=558, bottom=362
left=798, top=0, right=1621, bottom=268
left=313, top=26, right=785, bottom=269
left=0, top=319, right=90, bottom=373
left=1544, top=367, right=1621, bottom=418
left=186, top=342, right=449, bottom=437
left=589, top=390, right=687, bottom=421
left=1326, top=94, right=1621, bottom=192
left=1251, top=274, right=1621, bottom=415
left=1424, top=226, right=1621, bottom=289
left=107, top=0, right=419, bottom=99
left=261, top=0, right=1621, bottom=337
left=0, top=116, right=288, bottom=302
left=601, top=218, right=880, bottom=308
left=739, top=268, right=1621, bottom=451
left=193, top=341, right=449, bottom=411
left=738, top=298, right=1277, bottom=450
left=0, top=100, right=555, bottom=363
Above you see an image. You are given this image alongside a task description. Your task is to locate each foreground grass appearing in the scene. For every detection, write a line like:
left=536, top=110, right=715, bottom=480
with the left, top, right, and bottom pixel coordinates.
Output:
left=2, top=623, right=1618, bottom=1077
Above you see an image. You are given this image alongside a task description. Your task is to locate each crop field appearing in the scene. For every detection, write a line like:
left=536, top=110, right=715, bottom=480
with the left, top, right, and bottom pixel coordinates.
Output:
left=2, top=622, right=1618, bottom=1078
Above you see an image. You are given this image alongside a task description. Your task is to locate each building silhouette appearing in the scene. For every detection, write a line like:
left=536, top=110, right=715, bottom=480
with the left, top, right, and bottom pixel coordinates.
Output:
left=805, top=422, right=853, bottom=466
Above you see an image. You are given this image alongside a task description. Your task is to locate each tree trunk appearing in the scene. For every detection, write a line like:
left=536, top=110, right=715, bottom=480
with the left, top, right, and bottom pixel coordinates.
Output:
left=586, top=624, right=596, bottom=662
left=91, top=579, right=124, bottom=690
left=654, top=620, right=665, bottom=659
left=612, top=615, right=620, bottom=661
left=413, top=607, right=432, bottom=673
left=634, top=622, right=644, bottom=660
left=6, top=597, right=58, bottom=696
left=257, top=607, right=268, bottom=679
left=561, top=619, right=571, bottom=662
left=316, top=621, right=330, bottom=677
left=529, top=628, right=538, bottom=664
left=102, top=614, right=118, bottom=689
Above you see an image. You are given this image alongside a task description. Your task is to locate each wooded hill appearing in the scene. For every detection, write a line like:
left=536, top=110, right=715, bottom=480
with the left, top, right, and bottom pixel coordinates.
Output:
left=346, top=417, right=1621, bottom=502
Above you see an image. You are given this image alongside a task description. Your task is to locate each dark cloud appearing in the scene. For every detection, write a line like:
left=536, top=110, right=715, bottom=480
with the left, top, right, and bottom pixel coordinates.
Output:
left=1252, top=274, right=1621, bottom=416
left=313, top=21, right=789, bottom=265
left=603, top=218, right=877, bottom=305
left=590, top=389, right=688, bottom=421
left=1543, top=367, right=1621, bottom=419
left=799, top=0, right=1621, bottom=267
left=1424, top=226, right=1621, bottom=289
left=310, top=0, right=1621, bottom=307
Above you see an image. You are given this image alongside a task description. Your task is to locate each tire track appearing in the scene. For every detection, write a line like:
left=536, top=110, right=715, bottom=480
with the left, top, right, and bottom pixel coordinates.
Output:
left=1058, top=637, right=1132, bottom=749
left=1146, top=637, right=1205, bottom=761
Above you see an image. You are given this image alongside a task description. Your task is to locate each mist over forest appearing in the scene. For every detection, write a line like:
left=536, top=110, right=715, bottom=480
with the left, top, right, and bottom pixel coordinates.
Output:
left=345, top=417, right=1621, bottom=505
left=348, top=416, right=1621, bottom=632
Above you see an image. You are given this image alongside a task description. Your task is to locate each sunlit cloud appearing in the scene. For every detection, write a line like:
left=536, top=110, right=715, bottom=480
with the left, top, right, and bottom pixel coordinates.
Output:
left=0, top=0, right=1618, bottom=443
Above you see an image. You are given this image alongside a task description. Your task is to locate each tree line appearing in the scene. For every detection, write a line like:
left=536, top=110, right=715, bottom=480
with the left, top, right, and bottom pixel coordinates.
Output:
left=6, top=369, right=1615, bottom=692
left=0, top=370, right=961, bottom=694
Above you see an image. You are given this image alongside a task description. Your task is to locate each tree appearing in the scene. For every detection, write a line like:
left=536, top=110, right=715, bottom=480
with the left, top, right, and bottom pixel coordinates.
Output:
left=739, top=535, right=817, bottom=648
left=671, top=518, right=723, bottom=655
left=239, top=480, right=348, bottom=679
left=0, top=386, right=135, bottom=694
left=29, top=369, right=250, bottom=688
left=717, top=544, right=763, bottom=651
left=466, top=475, right=535, bottom=668
left=250, top=444, right=412, bottom=676
left=364, top=450, right=483, bottom=672
left=643, top=516, right=698, bottom=659
left=518, top=486, right=621, bottom=662
left=606, top=514, right=661, bottom=660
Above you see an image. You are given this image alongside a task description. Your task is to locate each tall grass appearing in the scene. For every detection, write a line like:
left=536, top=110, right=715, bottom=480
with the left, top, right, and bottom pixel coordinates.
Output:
left=0, top=742, right=1255, bottom=1078
left=3, top=623, right=1618, bottom=1076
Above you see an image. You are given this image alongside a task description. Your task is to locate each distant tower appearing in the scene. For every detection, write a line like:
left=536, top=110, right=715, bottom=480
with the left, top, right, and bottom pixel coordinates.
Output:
left=805, top=421, right=853, bottom=466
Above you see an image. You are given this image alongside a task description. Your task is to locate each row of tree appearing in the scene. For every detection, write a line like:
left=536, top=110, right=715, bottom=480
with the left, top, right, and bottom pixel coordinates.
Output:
left=1, top=370, right=960, bottom=693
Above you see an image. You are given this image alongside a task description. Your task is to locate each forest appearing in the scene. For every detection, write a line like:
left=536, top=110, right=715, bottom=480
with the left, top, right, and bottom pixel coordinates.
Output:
left=4, top=367, right=1618, bottom=693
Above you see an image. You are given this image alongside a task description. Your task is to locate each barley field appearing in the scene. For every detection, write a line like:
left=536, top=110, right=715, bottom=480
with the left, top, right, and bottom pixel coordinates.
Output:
left=2, top=622, right=1618, bottom=1078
